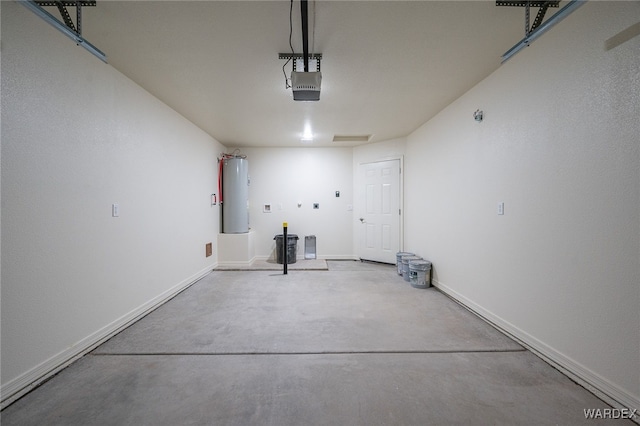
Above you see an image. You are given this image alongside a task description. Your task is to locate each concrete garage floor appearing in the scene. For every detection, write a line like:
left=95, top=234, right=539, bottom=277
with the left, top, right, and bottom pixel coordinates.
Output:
left=1, top=261, right=629, bottom=425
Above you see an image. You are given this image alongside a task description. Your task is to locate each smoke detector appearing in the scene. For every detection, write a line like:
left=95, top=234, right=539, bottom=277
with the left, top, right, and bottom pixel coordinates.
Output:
left=291, top=71, right=322, bottom=101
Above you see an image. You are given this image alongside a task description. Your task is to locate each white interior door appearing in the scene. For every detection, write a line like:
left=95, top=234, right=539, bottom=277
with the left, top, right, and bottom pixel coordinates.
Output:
left=357, top=159, right=401, bottom=263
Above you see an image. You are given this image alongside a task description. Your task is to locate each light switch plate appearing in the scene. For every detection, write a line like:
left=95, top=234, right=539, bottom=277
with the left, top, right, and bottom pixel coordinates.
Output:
left=497, top=202, right=504, bottom=215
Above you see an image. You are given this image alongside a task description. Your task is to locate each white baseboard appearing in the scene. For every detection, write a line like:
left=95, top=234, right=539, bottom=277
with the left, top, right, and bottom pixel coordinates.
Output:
left=433, top=279, right=640, bottom=420
left=256, top=255, right=359, bottom=260
left=216, top=256, right=257, bottom=267
left=318, top=255, right=359, bottom=260
left=230, top=255, right=359, bottom=263
left=0, top=265, right=216, bottom=409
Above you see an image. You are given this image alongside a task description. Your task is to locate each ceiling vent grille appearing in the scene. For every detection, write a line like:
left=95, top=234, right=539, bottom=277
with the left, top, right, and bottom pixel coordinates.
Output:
left=332, top=135, right=372, bottom=143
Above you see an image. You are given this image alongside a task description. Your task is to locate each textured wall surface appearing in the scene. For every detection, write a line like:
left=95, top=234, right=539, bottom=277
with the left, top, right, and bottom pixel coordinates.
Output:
left=1, top=2, right=225, bottom=401
left=2, top=0, right=638, bottom=413
left=404, top=1, right=639, bottom=409
left=234, top=147, right=354, bottom=260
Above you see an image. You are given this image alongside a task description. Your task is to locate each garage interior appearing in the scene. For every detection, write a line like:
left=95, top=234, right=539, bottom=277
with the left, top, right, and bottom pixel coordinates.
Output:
left=1, top=0, right=639, bottom=424
left=1, top=262, right=623, bottom=425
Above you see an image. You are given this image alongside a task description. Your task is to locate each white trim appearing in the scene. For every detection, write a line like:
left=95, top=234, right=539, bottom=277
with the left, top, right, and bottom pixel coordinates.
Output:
left=355, top=156, right=404, bottom=261
left=318, top=255, right=359, bottom=261
left=216, top=257, right=257, bottom=268
left=0, top=265, right=216, bottom=409
left=217, top=255, right=358, bottom=266
left=433, top=279, right=640, bottom=419
left=249, top=255, right=270, bottom=261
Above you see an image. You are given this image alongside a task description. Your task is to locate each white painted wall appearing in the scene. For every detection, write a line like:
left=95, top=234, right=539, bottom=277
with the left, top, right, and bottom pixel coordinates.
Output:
left=404, top=2, right=639, bottom=410
left=353, top=137, right=406, bottom=165
left=1, top=2, right=226, bottom=404
left=2, top=0, right=638, bottom=414
left=232, top=147, right=354, bottom=260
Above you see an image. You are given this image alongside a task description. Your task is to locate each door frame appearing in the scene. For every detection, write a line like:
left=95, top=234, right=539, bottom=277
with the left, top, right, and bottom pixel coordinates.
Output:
left=355, top=156, right=404, bottom=262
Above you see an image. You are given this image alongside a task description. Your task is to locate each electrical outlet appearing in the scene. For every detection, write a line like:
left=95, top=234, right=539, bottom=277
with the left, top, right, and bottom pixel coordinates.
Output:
left=497, top=202, right=504, bottom=215
left=112, top=203, right=119, bottom=217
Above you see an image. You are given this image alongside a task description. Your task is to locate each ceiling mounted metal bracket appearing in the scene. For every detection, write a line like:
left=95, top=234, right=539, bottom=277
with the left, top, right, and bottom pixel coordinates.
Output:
left=278, top=53, right=322, bottom=72
left=35, top=1, right=96, bottom=34
left=496, top=1, right=560, bottom=36
left=530, top=2, right=553, bottom=33
left=19, top=0, right=106, bottom=63
left=497, top=0, right=586, bottom=63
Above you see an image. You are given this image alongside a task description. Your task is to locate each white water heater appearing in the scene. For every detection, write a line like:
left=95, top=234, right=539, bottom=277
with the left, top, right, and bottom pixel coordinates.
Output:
left=222, top=157, right=249, bottom=233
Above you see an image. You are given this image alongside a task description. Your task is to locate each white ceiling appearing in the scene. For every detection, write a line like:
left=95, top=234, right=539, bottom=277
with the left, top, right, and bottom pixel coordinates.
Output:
left=81, top=1, right=534, bottom=147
